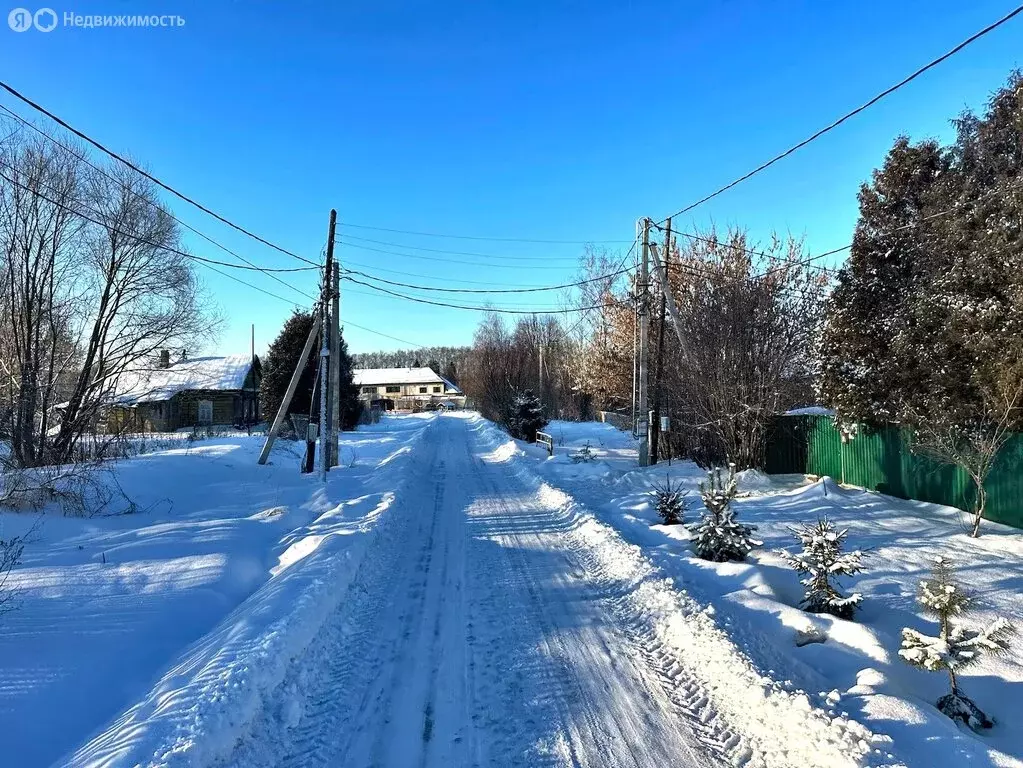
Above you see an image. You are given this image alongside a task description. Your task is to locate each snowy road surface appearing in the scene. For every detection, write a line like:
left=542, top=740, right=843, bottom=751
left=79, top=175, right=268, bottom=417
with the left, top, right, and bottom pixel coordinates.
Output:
left=226, top=415, right=718, bottom=767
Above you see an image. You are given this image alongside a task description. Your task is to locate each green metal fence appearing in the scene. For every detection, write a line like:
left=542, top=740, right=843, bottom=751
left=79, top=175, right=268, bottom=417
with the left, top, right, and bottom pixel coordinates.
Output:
left=765, top=415, right=1023, bottom=530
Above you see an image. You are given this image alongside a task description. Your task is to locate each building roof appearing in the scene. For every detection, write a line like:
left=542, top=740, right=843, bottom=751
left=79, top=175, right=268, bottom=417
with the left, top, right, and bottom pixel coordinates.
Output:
left=111, top=355, right=256, bottom=405
left=353, top=367, right=462, bottom=393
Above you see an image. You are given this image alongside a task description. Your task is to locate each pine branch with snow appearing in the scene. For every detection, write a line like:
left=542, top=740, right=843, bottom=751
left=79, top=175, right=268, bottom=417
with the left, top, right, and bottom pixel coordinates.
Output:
left=689, top=464, right=761, bottom=562
left=898, top=556, right=1015, bottom=730
left=650, top=474, right=689, bottom=525
left=779, top=518, right=864, bottom=619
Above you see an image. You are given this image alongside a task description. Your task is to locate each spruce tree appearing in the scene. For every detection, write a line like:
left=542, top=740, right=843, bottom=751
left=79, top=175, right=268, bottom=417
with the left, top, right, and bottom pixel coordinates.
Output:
left=336, top=331, right=362, bottom=431
left=780, top=518, right=864, bottom=619
left=899, top=557, right=1013, bottom=730
left=507, top=389, right=548, bottom=442
left=819, top=73, right=1023, bottom=429
left=689, top=464, right=760, bottom=562
left=260, top=310, right=318, bottom=427
left=651, top=475, right=688, bottom=525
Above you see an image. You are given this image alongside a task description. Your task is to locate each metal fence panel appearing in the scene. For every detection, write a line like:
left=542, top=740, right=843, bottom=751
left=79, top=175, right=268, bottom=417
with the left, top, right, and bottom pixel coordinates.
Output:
left=766, top=415, right=1023, bottom=530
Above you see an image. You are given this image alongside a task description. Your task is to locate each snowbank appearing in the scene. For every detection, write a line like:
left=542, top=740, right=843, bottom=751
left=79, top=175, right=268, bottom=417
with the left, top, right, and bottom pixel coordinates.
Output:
left=500, top=418, right=1023, bottom=767
left=0, top=415, right=436, bottom=768
left=466, top=415, right=887, bottom=768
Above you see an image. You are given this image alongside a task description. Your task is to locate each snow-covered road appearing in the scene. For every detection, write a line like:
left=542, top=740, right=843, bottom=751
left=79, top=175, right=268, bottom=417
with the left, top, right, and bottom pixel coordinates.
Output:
left=226, top=415, right=717, bottom=767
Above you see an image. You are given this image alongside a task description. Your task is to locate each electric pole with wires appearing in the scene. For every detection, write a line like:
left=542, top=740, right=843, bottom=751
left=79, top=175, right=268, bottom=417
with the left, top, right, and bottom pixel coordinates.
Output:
left=637, top=218, right=651, bottom=467
left=650, top=217, right=671, bottom=465
left=319, top=209, right=336, bottom=481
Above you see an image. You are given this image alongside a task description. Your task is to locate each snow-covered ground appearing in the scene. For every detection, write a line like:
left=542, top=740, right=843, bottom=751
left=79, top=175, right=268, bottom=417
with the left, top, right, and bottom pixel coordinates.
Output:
left=0, top=414, right=435, bottom=767
left=531, top=419, right=1023, bottom=767
left=5, top=413, right=1018, bottom=767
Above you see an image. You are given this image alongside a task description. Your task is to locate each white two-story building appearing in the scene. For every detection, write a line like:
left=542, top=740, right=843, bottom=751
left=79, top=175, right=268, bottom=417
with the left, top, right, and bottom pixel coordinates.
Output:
left=353, top=367, right=465, bottom=409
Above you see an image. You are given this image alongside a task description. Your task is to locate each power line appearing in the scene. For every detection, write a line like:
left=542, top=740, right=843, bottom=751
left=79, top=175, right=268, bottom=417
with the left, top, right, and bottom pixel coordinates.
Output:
left=340, top=284, right=573, bottom=310
left=754, top=173, right=1023, bottom=279
left=343, top=264, right=631, bottom=294
left=0, top=166, right=320, bottom=298
left=339, top=221, right=632, bottom=245
left=341, top=241, right=583, bottom=270
left=203, top=262, right=315, bottom=306
left=340, top=233, right=591, bottom=263
left=0, top=79, right=320, bottom=267
left=0, top=103, right=321, bottom=298
left=339, top=257, right=585, bottom=288
left=342, top=275, right=603, bottom=314
left=652, top=222, right=839, bottom=275
left=341, top=319, right=425, bottom=348
left=655, top=3, right=1023, bottom=225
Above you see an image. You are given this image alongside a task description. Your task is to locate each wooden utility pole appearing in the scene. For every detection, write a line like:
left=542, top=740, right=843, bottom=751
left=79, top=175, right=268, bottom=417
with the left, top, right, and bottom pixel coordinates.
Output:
left=538, top=341, right=543, bottom=401
left=329, top=261, right=341, bottom=466
left=257, top=314, right=321, bottom=465
left=319, top=209, right=336, bottom=482
left=650, top=217, right=671, bottom=465
left=638, top=218, right=651, bottom=467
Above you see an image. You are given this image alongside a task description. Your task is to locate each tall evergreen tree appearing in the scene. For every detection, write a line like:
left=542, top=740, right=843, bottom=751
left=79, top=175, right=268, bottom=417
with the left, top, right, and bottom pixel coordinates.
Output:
left=819, top=73, right=1023, bottom=430
left=260, top=310, right=318, bottom=426
left=336, top=331, right=362, bottom=431
left=818, top=74, right=1023, bottom=536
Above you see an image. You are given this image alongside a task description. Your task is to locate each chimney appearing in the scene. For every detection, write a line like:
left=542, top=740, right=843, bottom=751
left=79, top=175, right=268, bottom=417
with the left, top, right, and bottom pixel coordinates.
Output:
left=179, top=348, right=187, bottom=361
left=158, top=350, right=170, bottom=369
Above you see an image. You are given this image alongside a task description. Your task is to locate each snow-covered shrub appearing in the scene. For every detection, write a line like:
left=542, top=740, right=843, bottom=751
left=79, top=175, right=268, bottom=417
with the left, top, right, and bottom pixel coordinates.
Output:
left=898, top=556, right=1014, bottom=730
left=506, top=389, right=548, bottom=443
left=0, top=523, right=30, bottom=615
left=689, top=464, right=760, bottom=561
left=570, top=441, right=595, bottom=463
left=779, top=518, right=864, bottom=619
left=650, top=474, right=688, bottom=525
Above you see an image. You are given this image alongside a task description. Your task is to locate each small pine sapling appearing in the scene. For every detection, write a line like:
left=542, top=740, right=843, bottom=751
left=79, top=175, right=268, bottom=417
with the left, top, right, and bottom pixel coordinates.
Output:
left=898, top=556, right=1014, bottom=731
left=779, top=517, right=864, bottom=619
left=689, top=464, right=761, bottom=562
left=650, top=474, right=688, bottom=525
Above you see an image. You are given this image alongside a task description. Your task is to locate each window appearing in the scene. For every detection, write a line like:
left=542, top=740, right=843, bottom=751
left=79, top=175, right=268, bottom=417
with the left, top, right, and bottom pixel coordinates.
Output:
left=386, top=385, right=401, bottom=394
left=361, top=386, right=377, bottom=394
left=198, top=400, right=213, bottom=425
left=419, top=386, right=427, bottom=394
left=432, top=386, right=441, bottom=393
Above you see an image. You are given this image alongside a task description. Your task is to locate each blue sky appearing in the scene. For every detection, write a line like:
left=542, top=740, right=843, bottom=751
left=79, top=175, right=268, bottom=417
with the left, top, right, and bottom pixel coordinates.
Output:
left=2, top=1, right=1021, bottom=355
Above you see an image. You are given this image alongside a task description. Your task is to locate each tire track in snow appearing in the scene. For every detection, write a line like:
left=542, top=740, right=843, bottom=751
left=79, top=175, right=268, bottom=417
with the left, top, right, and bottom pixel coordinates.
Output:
left=224, top=416, right=729, bottom=767
left=222, top=437, right=444, bottom=768
left=467, top=450, right=716, bottom=768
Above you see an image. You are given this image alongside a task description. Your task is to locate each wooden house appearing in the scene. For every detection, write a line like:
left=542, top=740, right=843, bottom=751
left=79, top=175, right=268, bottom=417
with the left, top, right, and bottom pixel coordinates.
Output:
left=107, top=351, right=261, bottom=433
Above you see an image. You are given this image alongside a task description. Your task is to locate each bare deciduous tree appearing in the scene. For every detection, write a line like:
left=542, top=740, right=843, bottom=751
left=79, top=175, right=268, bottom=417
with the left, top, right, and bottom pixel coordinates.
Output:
left=907, top=379, right=1023, bottom=537
left=658, top=230, right=828, bottom=468
left=51, top=162, right=216, bottom=463
left=0, top=135, right=85, bottom=468
left=0, top=126, right=219, bottom=474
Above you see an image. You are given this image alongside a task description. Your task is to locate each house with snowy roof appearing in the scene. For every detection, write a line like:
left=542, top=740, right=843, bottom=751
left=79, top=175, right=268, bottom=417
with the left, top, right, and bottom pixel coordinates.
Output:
left=353, top=367, right=464, bottom=409
left=106, top=350, right=262, bottom=432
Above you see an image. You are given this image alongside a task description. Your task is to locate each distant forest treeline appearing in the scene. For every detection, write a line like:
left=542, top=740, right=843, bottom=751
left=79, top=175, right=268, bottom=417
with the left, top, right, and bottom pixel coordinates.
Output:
left=352, top=346, right=472, bottom=384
